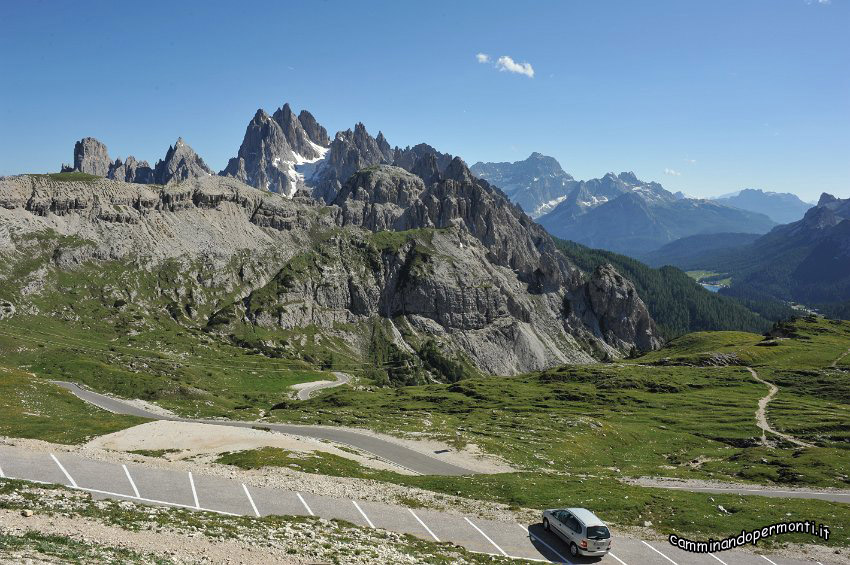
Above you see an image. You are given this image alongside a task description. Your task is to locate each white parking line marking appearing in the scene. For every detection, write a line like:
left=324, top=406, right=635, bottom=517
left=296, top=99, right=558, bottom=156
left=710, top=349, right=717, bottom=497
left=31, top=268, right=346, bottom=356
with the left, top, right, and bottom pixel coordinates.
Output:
left=122, top=465, right=140, bottom=498
left=609, top=551, right=628, bottom=565
left=242, top=483, right=260, bottom=517
left=83, top=485, right=240, bottom=516
left=49, top=454, right=77, bottom=488
left=296, top=492, right=314, bottom=516
left=0, top=471, right=241, bottom=516
left=352, top=500, right=375, bottom=528
left=761, top=556, right=779, bottom=565
left=641, top=540, right=679, bottom=565
left=708, top=552, right=728, bottom=564
left=464, top=517, right=507, bottom=557
left=188, top=472, right=199, bottom=509
left=409, top=509, right=440, bottom=542
left=0, top=464, right=5, bottom=478
left=516, top=523, right=571, bottom=564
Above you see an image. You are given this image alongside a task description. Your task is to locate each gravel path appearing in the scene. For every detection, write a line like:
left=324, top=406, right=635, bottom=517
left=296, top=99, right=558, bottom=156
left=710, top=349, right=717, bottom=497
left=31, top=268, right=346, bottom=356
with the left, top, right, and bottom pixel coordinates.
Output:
left=748, top=367, right=814, bottom=448
left=294, top=371, right=351, bottom=400
left=831, top=347, right=850, bottom=368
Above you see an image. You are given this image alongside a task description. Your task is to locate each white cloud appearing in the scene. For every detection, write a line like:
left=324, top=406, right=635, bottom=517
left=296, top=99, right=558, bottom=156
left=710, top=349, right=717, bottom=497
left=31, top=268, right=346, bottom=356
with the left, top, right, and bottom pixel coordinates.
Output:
left=476, top=53, right=490, bottom=64
left=664, top=168, right=681, bottom=176
left=495, top=55, right=535, bottom=78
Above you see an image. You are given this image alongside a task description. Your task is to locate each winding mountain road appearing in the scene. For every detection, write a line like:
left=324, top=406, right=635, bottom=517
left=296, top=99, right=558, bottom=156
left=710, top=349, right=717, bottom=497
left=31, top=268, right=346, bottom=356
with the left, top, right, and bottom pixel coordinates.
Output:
left=294, top=371, right=351, bottom=400
left=51, top=381, right=473, bottom=477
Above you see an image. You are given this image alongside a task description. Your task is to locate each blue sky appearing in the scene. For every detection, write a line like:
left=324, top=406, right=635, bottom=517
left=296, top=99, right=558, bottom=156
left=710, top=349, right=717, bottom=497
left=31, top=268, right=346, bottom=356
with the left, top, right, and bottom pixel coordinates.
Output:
left=2, top=0, right=847, bottom=201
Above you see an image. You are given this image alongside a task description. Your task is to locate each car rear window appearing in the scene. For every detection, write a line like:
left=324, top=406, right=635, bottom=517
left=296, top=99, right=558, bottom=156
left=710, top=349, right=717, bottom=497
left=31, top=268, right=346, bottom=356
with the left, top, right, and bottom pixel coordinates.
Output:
left=587, top=526, right=610, bottom=539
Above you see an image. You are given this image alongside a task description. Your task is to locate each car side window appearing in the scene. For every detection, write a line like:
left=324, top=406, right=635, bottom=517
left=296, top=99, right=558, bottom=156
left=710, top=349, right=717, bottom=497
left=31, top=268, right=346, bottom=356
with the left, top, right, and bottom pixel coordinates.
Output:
left=566, top=516, right=582, bottom=533
left=555, top=511, right=567, bottom=523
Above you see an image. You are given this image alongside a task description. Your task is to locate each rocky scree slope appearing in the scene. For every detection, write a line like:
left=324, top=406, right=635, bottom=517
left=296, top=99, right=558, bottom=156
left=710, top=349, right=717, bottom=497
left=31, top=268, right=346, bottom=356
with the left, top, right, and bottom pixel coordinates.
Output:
left=0, top=173, right=660, bottom=377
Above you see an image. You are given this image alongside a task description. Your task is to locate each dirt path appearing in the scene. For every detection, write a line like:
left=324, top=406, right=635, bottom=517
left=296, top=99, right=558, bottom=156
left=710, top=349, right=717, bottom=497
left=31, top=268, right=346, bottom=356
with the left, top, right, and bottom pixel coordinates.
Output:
left=831, top=347, right=850, bottom=368
left=747, top=367, right=814, bottom=448
left=293, top=371, right=352, bottom=400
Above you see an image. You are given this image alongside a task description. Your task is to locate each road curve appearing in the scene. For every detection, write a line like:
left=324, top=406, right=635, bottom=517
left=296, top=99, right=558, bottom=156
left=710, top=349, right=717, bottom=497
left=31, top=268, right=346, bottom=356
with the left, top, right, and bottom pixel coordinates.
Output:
left=52, top=381, right=474, bottom=477
left=295, top=371, right=351, bottom=400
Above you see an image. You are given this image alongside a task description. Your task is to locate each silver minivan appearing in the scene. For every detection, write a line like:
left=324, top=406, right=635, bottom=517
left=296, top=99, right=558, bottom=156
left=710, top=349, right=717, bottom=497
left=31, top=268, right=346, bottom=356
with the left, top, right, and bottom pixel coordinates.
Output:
left=541, top=507, right=611, bottom=558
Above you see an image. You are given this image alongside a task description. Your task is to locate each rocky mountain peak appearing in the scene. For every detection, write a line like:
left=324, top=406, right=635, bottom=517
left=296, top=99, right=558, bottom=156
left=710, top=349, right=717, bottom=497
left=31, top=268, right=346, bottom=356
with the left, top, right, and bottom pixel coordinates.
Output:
left=376, top=131, right=391, bottom=155
left=108, top=155, right=154, bottom=184
left=410, top=153, right=442, bottom=186
left=443, top=157, right=474, bottom=184
left=154, top=138, right=213, bottom=184
left=222, top=103, right=331, bottom=197
left=298, top=109, right=330, bottom=147
left=73, top=137, right=111, bottom=177
left=818, top=193, right=838, bottom=207
left=272, top=103, right=320, bottom=160
left=618, top=171, right=640, bottom=185
left=310, top=122, right=395, bottom=203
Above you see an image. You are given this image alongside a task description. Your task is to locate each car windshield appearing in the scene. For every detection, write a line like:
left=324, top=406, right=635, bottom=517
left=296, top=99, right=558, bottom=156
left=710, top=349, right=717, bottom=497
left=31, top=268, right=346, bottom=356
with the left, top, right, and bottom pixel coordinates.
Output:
left=586, top=526, right=610, bottom=539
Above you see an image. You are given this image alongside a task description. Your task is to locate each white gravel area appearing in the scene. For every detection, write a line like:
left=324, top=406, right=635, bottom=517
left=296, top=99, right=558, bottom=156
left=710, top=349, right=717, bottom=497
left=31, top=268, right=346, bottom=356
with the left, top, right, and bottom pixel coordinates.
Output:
left=86, top=420, right=412, bottom=474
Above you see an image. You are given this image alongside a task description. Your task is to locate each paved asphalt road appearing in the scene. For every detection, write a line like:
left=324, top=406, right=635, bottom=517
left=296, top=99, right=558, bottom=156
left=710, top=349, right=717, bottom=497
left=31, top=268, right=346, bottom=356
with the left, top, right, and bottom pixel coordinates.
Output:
left=637, top=481, right=850, bottom=505
left=0, top=445, right=830, bottom=565
left=52, top=381, right=472, bottom=476
left=296, top=371, right=352, bottom=400
left=54, top=380, right=850, bottom=503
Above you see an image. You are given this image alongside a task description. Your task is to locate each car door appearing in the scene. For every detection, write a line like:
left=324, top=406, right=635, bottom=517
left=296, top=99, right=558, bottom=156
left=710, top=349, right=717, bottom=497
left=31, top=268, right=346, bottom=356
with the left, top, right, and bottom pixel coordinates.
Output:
left=556, top=511, right=577, bottom=544
left=550, top=511, right=567, bottom=541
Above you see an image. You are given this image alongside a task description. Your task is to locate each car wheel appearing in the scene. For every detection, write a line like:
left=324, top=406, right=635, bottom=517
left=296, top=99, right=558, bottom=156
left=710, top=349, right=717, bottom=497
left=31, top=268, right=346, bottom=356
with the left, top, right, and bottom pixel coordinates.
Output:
left=543, top=518, right=550, bottom=531
left=570, top=542, right=579, bottom=557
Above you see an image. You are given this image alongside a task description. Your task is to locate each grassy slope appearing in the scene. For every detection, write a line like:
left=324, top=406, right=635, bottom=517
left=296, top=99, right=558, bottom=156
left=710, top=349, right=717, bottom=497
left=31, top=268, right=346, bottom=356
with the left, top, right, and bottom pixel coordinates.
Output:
left=0, top=233, right=338, bottom=420
left=259, top=317, right=850, bottom=546
left=0, top=367, right=145, bottom=444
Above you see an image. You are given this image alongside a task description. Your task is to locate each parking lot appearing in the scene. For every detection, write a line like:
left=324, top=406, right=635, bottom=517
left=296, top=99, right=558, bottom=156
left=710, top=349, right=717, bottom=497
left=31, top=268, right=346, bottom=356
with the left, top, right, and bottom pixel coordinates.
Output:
left=0, top=445, right=830, bottom=564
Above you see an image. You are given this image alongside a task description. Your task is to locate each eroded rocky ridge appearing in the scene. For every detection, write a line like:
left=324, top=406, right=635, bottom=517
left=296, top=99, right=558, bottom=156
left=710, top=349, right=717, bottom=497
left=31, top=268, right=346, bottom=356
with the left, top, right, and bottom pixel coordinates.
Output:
left=62, top=137, right=211, bottom=185
left=0, top=174, right=660, bottom=375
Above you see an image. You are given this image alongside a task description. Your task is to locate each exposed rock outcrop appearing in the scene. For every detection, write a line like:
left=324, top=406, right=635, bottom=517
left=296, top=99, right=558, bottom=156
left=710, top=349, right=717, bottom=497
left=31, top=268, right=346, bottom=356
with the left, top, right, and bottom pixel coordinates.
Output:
left=310, top=123, right=395, bottom=203
left=62, top=137, right=209, bottom=185
left=298, top=109, right=330, bottom=146
left=0, top=173, right=661, bottom=375
left=153, top=138, right=213, bottom=184
left=72, top=137, right=112, bottom=177
left=221, top=104, right=330, bottom=197
left=581, top=264, right=659, bottom=352
left=108, top=156, right=154, bottom=184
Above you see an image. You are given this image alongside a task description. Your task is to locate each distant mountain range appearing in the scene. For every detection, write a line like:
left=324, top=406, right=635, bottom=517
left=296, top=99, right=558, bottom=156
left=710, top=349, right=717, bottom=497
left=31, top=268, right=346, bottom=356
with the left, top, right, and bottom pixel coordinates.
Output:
left=651, top=193, right=850, bottom=309
left=642, top=232, right=762, bottom=268
left=470, top=153, right=574, bottom=218
left=712, top=188, right=813, bottom=224
left=472, top=153, right=776, bottom=257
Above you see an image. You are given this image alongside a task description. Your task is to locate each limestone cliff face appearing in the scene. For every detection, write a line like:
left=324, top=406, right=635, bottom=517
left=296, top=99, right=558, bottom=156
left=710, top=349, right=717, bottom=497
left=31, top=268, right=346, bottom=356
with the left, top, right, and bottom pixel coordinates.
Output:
left=0, top=173, right=660, bottom=376
left=328, top=162, right=661, bottom=362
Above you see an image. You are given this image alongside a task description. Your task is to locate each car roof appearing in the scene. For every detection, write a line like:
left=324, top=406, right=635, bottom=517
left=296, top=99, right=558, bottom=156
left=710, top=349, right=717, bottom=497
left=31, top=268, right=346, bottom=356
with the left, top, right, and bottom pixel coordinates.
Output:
left=564, top=508, right=606, bottom=526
